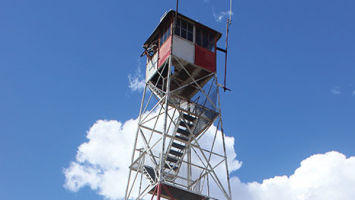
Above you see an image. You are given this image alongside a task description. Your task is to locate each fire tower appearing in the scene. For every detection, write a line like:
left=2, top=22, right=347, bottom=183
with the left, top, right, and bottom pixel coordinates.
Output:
left=125, top=10, right=232, bottom=200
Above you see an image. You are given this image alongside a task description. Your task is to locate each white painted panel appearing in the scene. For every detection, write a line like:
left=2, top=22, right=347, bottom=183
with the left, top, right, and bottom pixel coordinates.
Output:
left=172, top=35, right=194, bottom=64
left=146, top=53, right=158, bottom=82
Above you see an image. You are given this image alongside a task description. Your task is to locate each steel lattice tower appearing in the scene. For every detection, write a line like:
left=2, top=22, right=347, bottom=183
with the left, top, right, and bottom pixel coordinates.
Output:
left=125, top=10, right=232, bottom=200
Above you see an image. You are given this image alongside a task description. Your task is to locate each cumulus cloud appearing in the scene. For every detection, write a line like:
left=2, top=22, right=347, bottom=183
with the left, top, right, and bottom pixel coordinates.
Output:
left=64, top=119, right=355, bottom=200
left=63, top=113, right=240, bottom=200
left=232, top=151, right=355, bottom=200
left=352, top=90, right=355, bottom=96
left=128, top=59, right=145, bottom=92
left=64, top=119, right=138, bottom=198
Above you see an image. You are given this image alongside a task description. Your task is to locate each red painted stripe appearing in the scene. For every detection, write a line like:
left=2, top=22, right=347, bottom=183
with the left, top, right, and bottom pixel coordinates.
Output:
left=194, top=45, right=216, bottom=72
left=158, top=36, right=172, bottom=68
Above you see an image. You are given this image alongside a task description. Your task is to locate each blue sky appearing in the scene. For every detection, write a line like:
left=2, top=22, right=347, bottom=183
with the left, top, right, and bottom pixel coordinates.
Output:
left=1, top=0, right=355, bottom=199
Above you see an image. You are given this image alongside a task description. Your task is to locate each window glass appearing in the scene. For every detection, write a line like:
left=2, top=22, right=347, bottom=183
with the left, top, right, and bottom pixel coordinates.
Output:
left=174, top=19, right=181, bottom=36
left=195, top=26, right=215, bottom=51
left=174, top=18, right=193, bottom=42
left=181, top=29, right=186, bottom=38
left=208, top=32, right=215, bottom=51
left=160, top=31, right=164, bottom=46
left=196, top=28, right=201, bottom=46
left=188, top=23, right=193, bottom=33
left=187, top=23, right=193, bottom=42
left=160, top=35, right=163, bottom=46
left=181, top=21, right=187, bottom=38
left=181, top=21, right=187, bottom=31
left=202, top=31, right=209, bottom=49
left=188, top=32, right=193, bottom=42
left=160, top=26, right=171, bottom=46
left=167, top=28, right=171, bottom=44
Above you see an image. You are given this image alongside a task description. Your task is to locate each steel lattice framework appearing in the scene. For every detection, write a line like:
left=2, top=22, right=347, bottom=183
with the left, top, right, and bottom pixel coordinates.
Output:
left=124, top=55, right=232, bottom=200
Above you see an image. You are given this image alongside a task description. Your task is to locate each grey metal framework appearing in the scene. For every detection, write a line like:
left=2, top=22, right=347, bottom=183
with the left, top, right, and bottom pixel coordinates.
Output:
left=124, top=55, right=232, bottom=200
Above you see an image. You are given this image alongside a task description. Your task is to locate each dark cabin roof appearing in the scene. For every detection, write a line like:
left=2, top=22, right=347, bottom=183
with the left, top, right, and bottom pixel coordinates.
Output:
left=144, top=10, right=222, bottom=46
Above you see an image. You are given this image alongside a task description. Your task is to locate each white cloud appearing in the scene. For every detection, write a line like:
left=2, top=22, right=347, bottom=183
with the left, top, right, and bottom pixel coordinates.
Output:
left=330, top=87, right=341, bottom=95
left=128, top=59, right=145, bottom=92
left=63, top=119, right=138, bottom=198
left=232, top=151, right=355, bottom=200
left=352, top=90, right=355, bottom=96
left=64, top=118, right=355, bottom=200
left=213, top=10, right=233, bottom=23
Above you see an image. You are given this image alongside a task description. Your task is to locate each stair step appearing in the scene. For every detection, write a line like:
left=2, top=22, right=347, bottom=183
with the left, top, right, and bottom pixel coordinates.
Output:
left=179, top=121, right=193, bottom=128
left=143, top=165, right=156, bottom=182
left=166, top=156, right=178, bottom=163
left=175, top=135, right=188, bottom=142
left=177, top=128, right=190, bottom=137
left=172, top=142, right=185, bottom=150
left=169, top=149, right=183, bottom=157
left=183, top=114, right=196, bottom=122
left=164, top=164, right=178, bottom=171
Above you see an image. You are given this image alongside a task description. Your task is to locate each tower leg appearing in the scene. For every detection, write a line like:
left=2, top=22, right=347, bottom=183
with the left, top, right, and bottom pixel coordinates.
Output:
left=158, top=56, right=171, bottom=181
left=217, top=79, right=233, bottom=200
left=125, top=84, right=148, bottom=200
left=156, top=184, right=161, bottom=200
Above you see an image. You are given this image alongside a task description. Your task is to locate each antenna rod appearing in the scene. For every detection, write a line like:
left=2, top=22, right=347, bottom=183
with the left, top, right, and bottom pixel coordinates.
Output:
left=173, top=0, right=179, bottom=33
left=173, top=0, right=179, bottom=37
left=223, top=0, right=232, bottom=92
left=171, top=0, right=179, bottom=52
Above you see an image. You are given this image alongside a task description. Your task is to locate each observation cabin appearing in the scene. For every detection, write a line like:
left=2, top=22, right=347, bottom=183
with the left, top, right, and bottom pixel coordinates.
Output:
left=143, top=10, right=222, bottom=100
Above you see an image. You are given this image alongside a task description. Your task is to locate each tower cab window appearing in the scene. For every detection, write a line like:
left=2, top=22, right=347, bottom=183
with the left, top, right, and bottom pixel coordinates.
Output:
left=196, top=27, right=215, bottom=51
left=174, top=18, right=193, bottom=42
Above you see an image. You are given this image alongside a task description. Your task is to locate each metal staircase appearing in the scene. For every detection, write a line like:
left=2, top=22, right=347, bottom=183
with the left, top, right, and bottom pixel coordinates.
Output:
left=136, top=97, right=218, bottom=184
left=163, top=112, right=196, bottom=178
left=161, top=99, right=219, bottom=182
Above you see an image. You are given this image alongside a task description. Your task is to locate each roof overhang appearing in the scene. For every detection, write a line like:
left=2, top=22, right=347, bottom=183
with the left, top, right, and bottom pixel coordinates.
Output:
left=144, top=10, right=222, bottom=46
